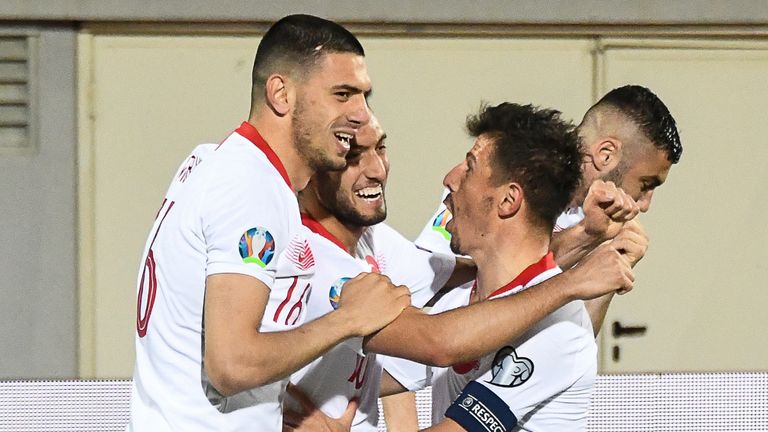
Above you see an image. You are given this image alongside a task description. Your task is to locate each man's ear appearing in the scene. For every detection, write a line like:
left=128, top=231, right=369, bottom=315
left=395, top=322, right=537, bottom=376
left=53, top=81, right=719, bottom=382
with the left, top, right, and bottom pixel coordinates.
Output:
left=499, top=182, right=523, bottom=219
left=590, top=138, right=623, bottom=173
left=264, top=74, right=292, bottom=116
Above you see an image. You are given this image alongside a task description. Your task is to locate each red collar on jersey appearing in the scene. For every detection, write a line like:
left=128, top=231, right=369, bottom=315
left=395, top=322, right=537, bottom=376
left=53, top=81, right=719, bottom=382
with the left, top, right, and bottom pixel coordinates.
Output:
left=235, top=122, right=292, bottom=190
left=488, top=251, right=557, bottom=298
left=300, top=213, right=349, bottom=253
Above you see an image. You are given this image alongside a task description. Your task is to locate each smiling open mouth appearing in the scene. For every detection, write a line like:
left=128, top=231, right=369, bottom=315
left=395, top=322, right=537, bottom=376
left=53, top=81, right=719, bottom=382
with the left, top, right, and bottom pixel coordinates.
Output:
left=334, top=132, right=353, bottom=150
left=355, top=185, right=383, bottom=200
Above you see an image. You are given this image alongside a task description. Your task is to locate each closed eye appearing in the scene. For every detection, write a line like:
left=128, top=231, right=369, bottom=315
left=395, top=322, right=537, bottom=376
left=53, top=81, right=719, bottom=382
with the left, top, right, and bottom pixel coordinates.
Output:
left=641, top=177, right=662, bottom=192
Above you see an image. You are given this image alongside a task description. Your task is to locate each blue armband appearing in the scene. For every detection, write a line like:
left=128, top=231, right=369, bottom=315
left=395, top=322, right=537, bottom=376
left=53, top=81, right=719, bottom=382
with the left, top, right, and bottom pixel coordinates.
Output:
left=444, top=381, right=518, bottom=432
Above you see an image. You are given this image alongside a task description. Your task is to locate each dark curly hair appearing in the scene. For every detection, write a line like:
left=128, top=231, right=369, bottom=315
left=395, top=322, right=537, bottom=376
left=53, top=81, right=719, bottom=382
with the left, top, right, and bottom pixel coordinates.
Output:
left=595, top=85, right=682, bottom=163
left=466, top=103, right=583, bottom=230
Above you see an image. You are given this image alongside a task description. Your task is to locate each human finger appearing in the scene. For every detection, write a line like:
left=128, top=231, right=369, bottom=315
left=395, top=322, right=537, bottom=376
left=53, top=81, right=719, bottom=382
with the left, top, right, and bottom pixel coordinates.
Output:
left=588, top=180, right=617, bottom=207
left=339, top=398, right=360, bottom=429
left=615, top=254, right=635, bottom=294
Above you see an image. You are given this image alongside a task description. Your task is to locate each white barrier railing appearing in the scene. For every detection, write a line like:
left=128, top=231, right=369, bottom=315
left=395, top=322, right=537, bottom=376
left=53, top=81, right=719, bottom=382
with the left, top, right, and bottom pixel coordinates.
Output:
left=1, top=373, right=766, bottom=431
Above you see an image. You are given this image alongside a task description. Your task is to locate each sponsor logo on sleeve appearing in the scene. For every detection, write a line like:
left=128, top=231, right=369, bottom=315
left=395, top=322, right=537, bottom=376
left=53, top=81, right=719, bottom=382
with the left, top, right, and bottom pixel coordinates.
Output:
left=239, top=227, right=275, bottom=268
left=285, top=237, right=315, bottom=271
left=431, top=208, right=453, bottom=240
left=329, top=277, right=351, bottom=310
left=487, top=346, right=534, bottom=388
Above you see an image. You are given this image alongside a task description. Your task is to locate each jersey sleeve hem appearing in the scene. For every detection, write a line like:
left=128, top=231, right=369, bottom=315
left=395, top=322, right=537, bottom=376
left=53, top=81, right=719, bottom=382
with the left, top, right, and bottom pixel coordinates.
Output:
left=207, top=263, right=274, bottom=289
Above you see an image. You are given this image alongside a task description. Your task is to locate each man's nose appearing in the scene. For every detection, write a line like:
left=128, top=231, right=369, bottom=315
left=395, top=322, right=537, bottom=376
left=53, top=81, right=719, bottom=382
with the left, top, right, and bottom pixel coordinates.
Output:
left=638, top=191, right=653, bottom=213
left=443, top=163, right=464, bottom=192
left=347, top=95, right=371, bottom=126
left=364, top=154, right=387, bottom=181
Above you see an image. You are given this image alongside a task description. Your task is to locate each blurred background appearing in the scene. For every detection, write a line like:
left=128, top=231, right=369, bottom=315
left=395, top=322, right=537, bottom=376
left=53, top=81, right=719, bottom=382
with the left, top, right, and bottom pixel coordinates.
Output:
left=0, top=0, right=766, bottom=380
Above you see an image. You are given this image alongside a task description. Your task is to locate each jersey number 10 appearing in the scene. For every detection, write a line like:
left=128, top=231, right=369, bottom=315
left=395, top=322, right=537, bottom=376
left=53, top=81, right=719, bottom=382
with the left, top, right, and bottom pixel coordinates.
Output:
left=136, top=199, right=175, bottom=338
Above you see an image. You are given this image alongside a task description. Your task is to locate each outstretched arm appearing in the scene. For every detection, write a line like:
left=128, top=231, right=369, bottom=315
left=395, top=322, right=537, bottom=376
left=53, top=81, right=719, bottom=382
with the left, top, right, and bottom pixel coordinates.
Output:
left=364, top=243, right=634, bottom=366
left=205, top=272, right=410, bottom=396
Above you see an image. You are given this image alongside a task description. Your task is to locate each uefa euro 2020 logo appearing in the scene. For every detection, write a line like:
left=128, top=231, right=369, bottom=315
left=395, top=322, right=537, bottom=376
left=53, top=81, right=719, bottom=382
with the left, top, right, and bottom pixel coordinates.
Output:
left=487, top=346, right=534, bottom=388
left=239, top=227, right=275, bottom=268
left=432, top=208, right=452, bottom=241
left=329, top=277, right=351, bottom=310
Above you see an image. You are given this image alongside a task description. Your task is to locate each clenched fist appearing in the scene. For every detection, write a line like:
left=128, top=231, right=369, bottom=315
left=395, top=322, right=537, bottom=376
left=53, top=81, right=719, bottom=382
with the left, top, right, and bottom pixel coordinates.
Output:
left=336, top=272, right=411, bottom=337
left=565, top=242, right=635, bottom=300
left=610, top=219, right=649, bottom=268
left=582, top=180, right=640, bottom=242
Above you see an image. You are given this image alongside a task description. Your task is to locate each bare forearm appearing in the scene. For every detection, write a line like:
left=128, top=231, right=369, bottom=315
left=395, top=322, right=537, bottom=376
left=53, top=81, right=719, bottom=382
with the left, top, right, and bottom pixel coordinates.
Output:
left=365, top=275, right=573, bottom=366
left=585, top=292, right=615, bottom=337
left=367, top=242, right=634, bottom=366
left=207, top=311, right=356, bottom=395
left=206, top=272, right=411, bottom=396
left=551, top=223, right=601, bottom=270
left=382, top=391, right=419, bottom=432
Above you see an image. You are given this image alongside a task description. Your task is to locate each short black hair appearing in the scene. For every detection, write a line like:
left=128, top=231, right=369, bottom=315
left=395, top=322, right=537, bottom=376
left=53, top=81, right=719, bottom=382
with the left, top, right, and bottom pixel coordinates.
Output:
left=466, top=103, right=583, bottom=230
left=251, top=14, right=364, bottom=102
left=596, top=85, right=682, bottom=163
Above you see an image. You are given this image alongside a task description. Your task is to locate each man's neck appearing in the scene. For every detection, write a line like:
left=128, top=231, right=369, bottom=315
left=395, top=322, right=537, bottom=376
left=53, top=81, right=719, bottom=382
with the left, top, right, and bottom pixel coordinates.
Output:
left=247, top=116, right=314, bottom=192
left=472, top=225, right=552, bottom=300
left=299, top=192, right=366, bottom=255
left=316, top=214, right=366, bottom=255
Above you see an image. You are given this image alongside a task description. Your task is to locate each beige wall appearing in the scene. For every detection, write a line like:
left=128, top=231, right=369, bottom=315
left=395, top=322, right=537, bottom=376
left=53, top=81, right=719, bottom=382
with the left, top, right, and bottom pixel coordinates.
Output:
left=79, top=31, right=768, bottom=377
left=599, top=40, right=768, bottom=372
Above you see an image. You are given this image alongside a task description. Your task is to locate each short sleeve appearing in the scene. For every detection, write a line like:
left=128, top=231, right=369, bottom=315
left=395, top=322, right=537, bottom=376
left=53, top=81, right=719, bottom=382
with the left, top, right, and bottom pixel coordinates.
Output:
left=202, top=156, right=292, bottom=289
left=445, top=318, right=596, bottom=429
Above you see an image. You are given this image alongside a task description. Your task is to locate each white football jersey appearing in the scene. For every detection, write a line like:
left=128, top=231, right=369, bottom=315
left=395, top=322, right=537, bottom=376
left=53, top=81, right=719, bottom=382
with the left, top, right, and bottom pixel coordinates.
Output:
left=379, top=189, right=470, bottom=392
left=414, top=188, right=455, bottom=255
left=553, top=207, right=585, bottom=233
left=129, top=122, right=315, bottom=432
left=288, top=216, right=455, bottom=432
left=366, top=223, right=456, bottom=309
left=430, top=253, right=597, bottom=432
left=389, top=193, right=594, bottom=429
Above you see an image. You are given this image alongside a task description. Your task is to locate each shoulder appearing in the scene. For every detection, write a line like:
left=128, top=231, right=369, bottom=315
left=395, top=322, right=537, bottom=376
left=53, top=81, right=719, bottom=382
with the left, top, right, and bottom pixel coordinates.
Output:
left=368, top=222, right=407, bottom=242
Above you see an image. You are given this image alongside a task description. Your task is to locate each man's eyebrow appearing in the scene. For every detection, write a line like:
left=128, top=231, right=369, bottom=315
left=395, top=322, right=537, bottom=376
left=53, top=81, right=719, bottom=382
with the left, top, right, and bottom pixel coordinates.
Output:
left=332, top=84, right=364, bottom=94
